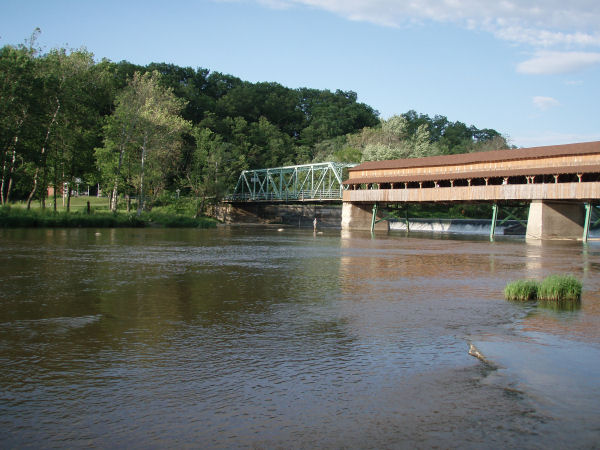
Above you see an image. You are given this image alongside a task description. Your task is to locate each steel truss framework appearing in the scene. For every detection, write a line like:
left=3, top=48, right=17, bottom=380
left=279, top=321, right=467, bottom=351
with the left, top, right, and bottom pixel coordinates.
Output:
left=228, top=162, right=357, bottom=202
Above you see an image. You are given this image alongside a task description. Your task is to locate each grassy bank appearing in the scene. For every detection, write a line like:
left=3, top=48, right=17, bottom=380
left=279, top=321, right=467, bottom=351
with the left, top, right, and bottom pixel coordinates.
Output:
left=10, top=196, right=111, bottom=213
left=0, top=206, right=217, bottom=229
left=504, top=275, right=582, bottom=302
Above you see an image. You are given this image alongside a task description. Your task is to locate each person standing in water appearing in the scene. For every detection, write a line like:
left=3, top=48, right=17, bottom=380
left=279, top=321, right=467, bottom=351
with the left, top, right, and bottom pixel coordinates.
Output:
left=313, top=217, right=317, bottom=232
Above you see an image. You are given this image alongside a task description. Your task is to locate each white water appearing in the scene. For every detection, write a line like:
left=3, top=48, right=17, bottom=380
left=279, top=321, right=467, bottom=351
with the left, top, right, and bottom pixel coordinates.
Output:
left=390, top=218, right=521, bottom=235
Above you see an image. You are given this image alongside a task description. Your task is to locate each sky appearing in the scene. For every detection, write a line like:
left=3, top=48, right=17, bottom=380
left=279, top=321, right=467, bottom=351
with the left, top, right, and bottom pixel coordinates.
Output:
left=1, top=0, right=599, bottom=148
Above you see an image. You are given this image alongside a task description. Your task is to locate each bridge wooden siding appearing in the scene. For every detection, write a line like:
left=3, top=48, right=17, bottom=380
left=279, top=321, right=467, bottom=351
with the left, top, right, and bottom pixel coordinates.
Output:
left=341, top=141, right=600, bottom=239
left=344, top=182, right=600, bottom=203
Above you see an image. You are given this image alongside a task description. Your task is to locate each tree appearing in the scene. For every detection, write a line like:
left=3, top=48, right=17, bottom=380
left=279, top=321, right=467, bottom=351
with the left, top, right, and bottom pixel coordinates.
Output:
left=183, top=128, right=225, bottom=216
left=381, top=115, right=409, bottom=143
left=49, top=49, right=111, bottom=211
left=22, top=48, right=104, bottom=209
left=96, top=71, right=191, bottom=213
left=298, top=89, right=379, bottom=146
left=352, top=112, right=507, bottom=161
left=410, top=123, right=434, bottom=158
left=0, top=40, right=39, bottom=204
left=249, top=117, right=293, bottom=168
left=362, top=143, right=408, bottom=161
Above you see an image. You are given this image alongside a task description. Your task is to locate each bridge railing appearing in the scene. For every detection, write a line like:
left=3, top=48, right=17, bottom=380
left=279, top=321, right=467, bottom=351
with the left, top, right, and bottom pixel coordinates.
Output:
left=227, top=162, right=357, bottom=202
left=227, top=188, right=344, bottom=202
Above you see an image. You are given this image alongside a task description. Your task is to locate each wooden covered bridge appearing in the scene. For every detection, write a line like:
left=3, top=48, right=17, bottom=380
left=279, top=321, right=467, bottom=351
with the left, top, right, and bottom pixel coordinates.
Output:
left=342, top=141, right=600, bottom=240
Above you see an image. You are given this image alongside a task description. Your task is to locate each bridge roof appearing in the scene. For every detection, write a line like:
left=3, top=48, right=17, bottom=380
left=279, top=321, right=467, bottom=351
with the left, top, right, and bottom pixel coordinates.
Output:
left=348, top=141, right=600, bottom=173
left=343, top=165, right=600, bottom=185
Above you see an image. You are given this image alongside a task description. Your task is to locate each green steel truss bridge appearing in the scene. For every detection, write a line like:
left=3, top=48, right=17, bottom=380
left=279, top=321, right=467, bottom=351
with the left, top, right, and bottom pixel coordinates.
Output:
left=227, top=162, right=357, bottom=202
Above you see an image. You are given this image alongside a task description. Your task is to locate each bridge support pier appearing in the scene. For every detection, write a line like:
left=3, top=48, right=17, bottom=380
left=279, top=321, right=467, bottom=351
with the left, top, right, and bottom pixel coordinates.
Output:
left=342, top=203, right=389, bottom=231
left=526, top=200, right=585, bottom=240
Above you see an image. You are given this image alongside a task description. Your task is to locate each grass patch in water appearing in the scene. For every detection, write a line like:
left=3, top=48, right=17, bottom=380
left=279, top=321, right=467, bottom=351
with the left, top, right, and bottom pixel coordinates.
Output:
left=537, top=274, right=582, bottom=302
left=504, top=274, right=582, bottom=303
left=504, top=279, right=539, bottom=301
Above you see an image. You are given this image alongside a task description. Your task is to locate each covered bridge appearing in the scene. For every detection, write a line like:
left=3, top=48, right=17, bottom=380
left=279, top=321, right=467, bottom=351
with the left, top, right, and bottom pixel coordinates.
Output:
left=342, top=141, right=600, bottom=239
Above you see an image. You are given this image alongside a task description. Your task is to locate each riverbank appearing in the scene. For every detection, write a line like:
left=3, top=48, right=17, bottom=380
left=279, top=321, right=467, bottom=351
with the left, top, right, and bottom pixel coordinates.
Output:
left=0, top=206, right=217, bottom=228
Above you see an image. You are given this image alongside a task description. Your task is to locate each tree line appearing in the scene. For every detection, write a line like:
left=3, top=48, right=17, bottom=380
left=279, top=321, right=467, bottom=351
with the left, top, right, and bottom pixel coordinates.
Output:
left=1, top=32, right=509, bottom=213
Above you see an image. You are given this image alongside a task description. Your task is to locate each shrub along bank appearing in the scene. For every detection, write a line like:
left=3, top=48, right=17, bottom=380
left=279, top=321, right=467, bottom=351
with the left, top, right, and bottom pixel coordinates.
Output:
left=0, top=206, right=217, bottom=229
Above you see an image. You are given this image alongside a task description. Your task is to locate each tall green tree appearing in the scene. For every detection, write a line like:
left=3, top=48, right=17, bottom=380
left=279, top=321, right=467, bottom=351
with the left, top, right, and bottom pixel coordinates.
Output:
left=96, top=71, right=191, bottom=213
left=183, top=128, right=227, bottom=216
left=21, top=48, right=104, bottom=209
left=49, top=50, right=111, bottom=211
left=0, top=40, right=39, bottom=204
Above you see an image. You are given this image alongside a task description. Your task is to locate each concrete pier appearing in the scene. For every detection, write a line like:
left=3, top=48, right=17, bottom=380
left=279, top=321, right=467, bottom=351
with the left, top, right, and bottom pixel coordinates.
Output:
left=525, top=200, right=585, bottom=240
left=212, top=203, right=343, bottom=227
left=341, top=203, right=389, bottom=231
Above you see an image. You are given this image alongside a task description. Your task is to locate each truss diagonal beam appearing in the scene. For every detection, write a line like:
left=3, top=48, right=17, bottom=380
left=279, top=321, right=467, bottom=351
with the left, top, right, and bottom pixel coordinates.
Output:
left=229, top=162, right=357, bottom=202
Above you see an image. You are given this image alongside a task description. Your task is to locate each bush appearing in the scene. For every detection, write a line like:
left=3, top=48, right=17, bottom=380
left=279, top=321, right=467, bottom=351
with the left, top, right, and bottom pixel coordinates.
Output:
left=0, top=206, right=142, bottom=228
left=0, top=205, right=217, bottom=229
left=149, top=196, right=202, bottom=217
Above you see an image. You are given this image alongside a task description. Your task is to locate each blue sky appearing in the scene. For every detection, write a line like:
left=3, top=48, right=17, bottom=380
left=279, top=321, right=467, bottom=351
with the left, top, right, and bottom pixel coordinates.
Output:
left=2, top=0, right=599, bottom=148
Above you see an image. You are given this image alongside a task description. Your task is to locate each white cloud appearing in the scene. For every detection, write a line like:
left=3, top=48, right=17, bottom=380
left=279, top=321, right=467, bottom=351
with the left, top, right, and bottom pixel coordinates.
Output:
left=532, top=96, right=560, bottom=110
left=259, top=1, right=600, bottom=49
left=494, top=26, right=600, bottom=48
left=517, top=51, right=600, bottom=74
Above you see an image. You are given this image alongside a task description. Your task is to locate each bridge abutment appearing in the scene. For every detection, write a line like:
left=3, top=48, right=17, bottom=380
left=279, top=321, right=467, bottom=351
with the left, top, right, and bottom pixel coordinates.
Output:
left=526, top=200, right=585, bottom=240
left=341, top=203, right=389, bottom=231
left=213, top=203, right=343, bottom=227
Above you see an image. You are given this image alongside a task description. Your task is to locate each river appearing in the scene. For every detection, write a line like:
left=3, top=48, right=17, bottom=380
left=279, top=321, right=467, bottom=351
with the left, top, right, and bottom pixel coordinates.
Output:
left=1, top=227, right=599, bottom=448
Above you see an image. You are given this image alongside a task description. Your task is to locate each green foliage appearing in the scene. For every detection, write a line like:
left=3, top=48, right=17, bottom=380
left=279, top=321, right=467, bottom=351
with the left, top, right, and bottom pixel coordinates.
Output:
left=1, top=40, right=114, bottom=208
left=2, top=33, right=507, bottom=210
left=150, top=195, right=200, bottom=217
left=96, top=70, right=191, bottom=212
left=333, top=146, right=363, bottom=163
left=504, top=275, right=582, bottom=302
left=0, top=205, right=216, bottom=228
left=0, top=206, right=144, bottom=228
left=537, top=275, right=582, bottom=302
left=504, top=279, right=540, bottom=301
left=447, top=204, right=497, bottom=219
left=354, top=112, right=508, bottom=162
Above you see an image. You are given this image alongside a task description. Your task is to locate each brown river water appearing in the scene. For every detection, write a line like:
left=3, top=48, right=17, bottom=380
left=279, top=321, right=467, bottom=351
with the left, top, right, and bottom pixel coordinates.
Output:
left=1, top=227, right=599, bottom=448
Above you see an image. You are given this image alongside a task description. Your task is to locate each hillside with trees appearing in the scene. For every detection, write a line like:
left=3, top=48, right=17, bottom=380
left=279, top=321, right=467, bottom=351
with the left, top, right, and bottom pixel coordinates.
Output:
left=1, top=34, right=509, bottom=214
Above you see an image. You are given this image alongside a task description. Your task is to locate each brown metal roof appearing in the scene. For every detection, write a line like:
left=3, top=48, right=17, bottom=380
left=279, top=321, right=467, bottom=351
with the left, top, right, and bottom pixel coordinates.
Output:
left=348, top=141, right=600, bottom=173
left=343, top=164, right=600, bottom=185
